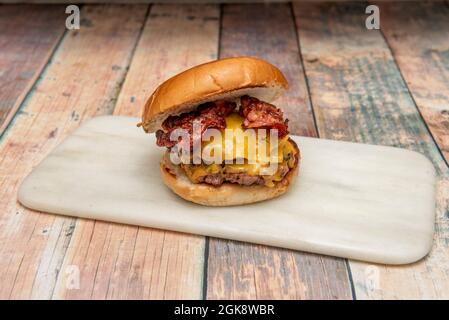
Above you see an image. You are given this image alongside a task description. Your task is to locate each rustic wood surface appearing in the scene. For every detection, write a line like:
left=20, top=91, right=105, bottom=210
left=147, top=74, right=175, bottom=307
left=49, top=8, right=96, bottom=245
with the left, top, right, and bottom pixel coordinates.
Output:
left=0, top=4, right=148, bottom=299
left=0, top=5, right=66, bottom=135
left=54, top=4, right=220, bottom=299
left=207, top=3, right=352, bottom=300
left=377, top=1, right=449, bottom=164
left=0, top=2, right=448, bottom=299
left=293, top=1, right=449, bottom=299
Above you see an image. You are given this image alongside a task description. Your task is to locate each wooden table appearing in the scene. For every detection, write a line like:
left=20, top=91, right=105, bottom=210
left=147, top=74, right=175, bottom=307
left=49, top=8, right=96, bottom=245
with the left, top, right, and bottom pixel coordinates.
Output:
left=0, top=2, right=448, bottom=300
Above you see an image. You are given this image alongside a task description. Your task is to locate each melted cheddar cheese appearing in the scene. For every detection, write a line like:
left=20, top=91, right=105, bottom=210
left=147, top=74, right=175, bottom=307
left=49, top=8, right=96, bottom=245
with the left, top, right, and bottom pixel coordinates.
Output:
left=184, top=112, right=297, bottom=187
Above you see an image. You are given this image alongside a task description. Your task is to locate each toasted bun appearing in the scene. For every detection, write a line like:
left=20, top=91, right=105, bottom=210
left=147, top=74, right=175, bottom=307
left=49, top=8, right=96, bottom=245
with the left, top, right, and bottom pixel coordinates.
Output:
left=160, top=140, right=300, bottom=206
left=140, top=56, right=288, bottom=133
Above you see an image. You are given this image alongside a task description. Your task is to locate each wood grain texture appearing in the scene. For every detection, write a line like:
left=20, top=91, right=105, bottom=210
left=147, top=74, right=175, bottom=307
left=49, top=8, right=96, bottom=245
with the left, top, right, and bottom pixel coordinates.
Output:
left=219, top=4, right=316, bottom=136
left=377, top=1, right=449, bottom=163
left=53, top=4, right=220, bottom=299
left=206, top=3, right=353, bottom=300
left=294, top=2, right=449, bottom=299
left=0, top=4, right=148, bottom=299
left=0, top=5, right=66, bottom=135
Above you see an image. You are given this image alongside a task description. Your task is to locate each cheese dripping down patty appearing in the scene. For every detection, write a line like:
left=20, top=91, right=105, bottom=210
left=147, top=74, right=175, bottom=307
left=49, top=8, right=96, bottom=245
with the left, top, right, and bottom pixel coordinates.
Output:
left=181, top=112, right=297, bottom=187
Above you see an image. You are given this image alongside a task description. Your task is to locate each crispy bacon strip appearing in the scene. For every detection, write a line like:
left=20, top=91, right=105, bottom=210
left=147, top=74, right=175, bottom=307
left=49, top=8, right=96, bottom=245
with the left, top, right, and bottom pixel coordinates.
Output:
left=156, top=96, right=289, bottom=149
left=156, top=100, right=236, bottom=148
left=239, top=95, right=289, bottom=138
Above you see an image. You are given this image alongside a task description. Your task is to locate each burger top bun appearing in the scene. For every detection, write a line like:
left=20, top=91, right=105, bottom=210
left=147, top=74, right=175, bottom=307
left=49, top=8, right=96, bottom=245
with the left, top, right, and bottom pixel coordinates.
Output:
left=140, top=56, right=288, bottom=133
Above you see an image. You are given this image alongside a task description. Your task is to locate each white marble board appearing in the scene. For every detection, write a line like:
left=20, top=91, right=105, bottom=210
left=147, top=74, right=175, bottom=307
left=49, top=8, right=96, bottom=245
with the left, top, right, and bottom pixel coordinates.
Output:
left=18, top=116, right=436, bottom=264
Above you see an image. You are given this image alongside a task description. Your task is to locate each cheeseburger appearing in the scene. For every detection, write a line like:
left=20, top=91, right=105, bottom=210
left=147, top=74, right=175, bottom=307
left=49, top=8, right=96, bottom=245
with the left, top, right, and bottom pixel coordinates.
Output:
left=139, top=57, right=300, bottom=206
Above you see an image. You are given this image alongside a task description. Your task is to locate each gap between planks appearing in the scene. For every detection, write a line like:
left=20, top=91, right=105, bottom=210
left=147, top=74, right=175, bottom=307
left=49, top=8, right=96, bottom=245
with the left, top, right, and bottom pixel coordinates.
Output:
left=293, top=1, right=449, bottom=299
left=374, top=1, right=449, bottom=165
left=205, top=3, right=353, bottom=300
left=0, top=4, right=149, bottom=299
left=53, top=4, right=221, bottom=300
left=0, top=5, right=67, bottom=137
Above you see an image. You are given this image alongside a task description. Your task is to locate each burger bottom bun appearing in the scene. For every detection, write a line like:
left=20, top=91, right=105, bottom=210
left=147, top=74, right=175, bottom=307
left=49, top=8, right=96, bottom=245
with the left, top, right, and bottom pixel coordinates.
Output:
left=159, top=140, right=300, bottom=207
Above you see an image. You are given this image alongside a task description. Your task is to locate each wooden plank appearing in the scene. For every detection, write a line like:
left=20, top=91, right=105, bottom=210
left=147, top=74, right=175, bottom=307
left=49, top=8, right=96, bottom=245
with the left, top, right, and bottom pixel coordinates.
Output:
left=219, top=4, right=317, bottom=135
left=0, top=5, right=66, bottom=135
left=0, top=4, right=148, bottom=299
left=53, top=4, right=220, bottom=299
left=293, top=2, right=449, bottom=299
left=206, top=3, right=353, bottom=299
left=377, top=1, right=449, bottom=163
